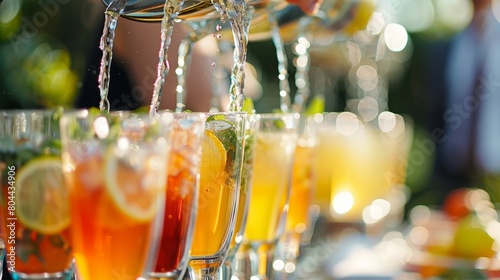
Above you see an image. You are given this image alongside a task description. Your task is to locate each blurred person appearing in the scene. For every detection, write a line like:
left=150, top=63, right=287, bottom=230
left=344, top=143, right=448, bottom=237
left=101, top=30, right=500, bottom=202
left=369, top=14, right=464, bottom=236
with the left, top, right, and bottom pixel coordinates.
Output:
left=425, top=0, right=500, bottom=200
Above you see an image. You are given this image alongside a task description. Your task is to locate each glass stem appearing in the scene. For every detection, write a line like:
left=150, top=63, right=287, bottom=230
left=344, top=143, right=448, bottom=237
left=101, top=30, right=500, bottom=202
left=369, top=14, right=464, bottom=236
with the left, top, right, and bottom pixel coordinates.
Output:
left=218, top=260, right=233, bottom=280
left=255, top=244, right=276, bottom=280
left=190, top=267, right=219, bottom=280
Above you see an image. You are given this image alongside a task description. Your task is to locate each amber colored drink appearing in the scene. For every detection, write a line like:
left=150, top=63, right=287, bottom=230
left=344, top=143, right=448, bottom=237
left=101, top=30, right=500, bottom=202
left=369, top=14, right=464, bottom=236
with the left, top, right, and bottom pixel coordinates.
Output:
left=153, top=118, right=203, bottom=275
left=60, top=111, right=171, bottom=280
left=65, top=153, right=165, bottom=279
left=285, top=141, right=317, bottom=234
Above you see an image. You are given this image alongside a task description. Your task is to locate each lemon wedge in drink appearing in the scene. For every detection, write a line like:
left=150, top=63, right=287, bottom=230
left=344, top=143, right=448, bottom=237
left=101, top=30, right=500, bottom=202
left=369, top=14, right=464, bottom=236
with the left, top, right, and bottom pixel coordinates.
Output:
left=104, top=146, right=165, bottom=222
left=201, top=130, right=227, bottom=179
left=15, top=156, right=70, bottom=235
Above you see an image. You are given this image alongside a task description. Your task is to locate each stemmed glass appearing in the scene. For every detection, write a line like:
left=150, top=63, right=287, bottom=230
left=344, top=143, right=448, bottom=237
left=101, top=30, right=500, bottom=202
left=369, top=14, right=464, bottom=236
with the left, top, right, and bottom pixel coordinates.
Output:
left=149, top=112, right=206, bottom=280
left=219, top=113, right=260, bottom=280
left=0, top=110, right=74, bottom=280
left=188, top=112, right=247, bottom=280
left=59, top=110, right=173, bottom=279
left=274, top=114, right=320, bottom=277
left=241, top=113, right=298, bottom=280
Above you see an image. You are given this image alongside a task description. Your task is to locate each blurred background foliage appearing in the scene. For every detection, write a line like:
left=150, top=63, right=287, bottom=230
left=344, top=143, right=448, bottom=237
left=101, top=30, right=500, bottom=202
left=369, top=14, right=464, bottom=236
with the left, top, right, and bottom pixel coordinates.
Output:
left=0, top=0, right=103, bottom=108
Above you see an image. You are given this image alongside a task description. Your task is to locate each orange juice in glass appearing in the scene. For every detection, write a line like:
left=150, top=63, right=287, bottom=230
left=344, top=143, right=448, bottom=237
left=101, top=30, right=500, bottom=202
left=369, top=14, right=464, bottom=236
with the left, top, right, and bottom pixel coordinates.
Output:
left=0, top=110, right=74, bottom=280
left=60, top=110, right=172, bottom=280
left=243, top=113, right=298, bottom=279
left=150, top=112, right=205, bottom=280
left=188, top=112, right=246, bottom=280
left=283, top=115, right=319, bottom=251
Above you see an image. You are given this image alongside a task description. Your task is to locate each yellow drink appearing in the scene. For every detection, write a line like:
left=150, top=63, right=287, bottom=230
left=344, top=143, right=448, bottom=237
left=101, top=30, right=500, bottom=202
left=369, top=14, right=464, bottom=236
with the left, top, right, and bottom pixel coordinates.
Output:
left=245, top=132, right=297, bottom=242
left=326, top=114, right=392, bottom=222
left=313, top=130, right=337, bottom=215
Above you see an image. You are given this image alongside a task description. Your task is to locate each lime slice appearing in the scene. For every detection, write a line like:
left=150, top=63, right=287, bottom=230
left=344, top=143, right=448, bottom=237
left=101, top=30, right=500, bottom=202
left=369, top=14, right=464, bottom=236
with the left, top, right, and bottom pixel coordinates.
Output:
left=15, top=156, right=70, bottom=235
left=104, top=147, right=165, bottom=222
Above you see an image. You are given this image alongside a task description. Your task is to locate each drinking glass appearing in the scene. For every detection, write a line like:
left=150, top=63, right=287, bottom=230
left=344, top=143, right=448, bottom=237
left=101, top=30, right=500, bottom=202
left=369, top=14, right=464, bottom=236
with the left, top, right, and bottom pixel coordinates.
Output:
left=188, top=112, right=247, bottom=280
left=219, top=113, right=260, bottom=280
left=366, top=111, right=413, bottom=229
left=317, top=112, right=385, bottom=222
left=0, top=110, right=74, bottom=280
left=59, top=110, right=173, bottom=280
left=149, top=112, right=206, bottom=280
left=242, top=113, right=298, bottom=280
left=274, top=114, right=320, bottom=277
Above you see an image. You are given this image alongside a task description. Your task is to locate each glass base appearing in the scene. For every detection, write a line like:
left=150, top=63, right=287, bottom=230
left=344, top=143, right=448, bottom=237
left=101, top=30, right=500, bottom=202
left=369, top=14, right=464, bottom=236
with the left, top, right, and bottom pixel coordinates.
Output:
left=149, top=269, right=186, bottom=280
left=8, top=263, right=75, bottom=280
left=9, top=271, right=75, bottom=280
left=189, top=256, right=225, bottom=280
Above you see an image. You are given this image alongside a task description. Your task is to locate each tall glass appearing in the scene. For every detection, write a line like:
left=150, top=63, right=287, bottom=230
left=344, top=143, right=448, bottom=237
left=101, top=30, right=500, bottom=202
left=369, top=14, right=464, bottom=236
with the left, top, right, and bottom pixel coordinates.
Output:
left=219, top=113, right=260, bottom=280
left=149, top=112, right=206, bottom=280
left=318, top=112, right=405, bottom=223
left=0, top=110, right=74, bottom=280
left=275, top=114, right=319, bottom=276
left=188, top=112, right=247, bottom=280
left=243, top=113, right=298, bottom=280
left=59, top=110, right=173, bottom=279
left=369, top=112, right=413, bottom=228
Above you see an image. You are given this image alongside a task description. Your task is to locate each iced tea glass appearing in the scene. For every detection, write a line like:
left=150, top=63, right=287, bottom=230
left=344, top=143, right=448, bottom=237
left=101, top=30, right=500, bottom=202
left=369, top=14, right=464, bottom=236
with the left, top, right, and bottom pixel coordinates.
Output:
left=0, top=110, right=74, bottom=280
left=150, top=112, right=206, bottom=280
left=59, top=110, right=173, bottom=280
left=188, top=112, right=247, bottom=280
left=243, top=113, right=298, bottom=280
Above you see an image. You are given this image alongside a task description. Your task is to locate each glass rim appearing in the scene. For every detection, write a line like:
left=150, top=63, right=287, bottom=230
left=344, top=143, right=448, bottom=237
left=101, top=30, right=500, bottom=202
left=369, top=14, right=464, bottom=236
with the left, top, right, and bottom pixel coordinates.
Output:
left=253, top=112, right=300, bottom=119
left=0, top=109, right=61, bottom=115
left=59, top=109, right=173, bottom=118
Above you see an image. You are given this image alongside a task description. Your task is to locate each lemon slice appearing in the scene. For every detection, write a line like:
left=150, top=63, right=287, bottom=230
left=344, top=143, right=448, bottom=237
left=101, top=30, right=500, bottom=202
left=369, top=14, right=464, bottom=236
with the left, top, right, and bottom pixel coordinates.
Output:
left=104, top=146, right=165, bottom=222
left=15, top=156, right=70, bottom=235
left=200, top=131, right=227, bottom=179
